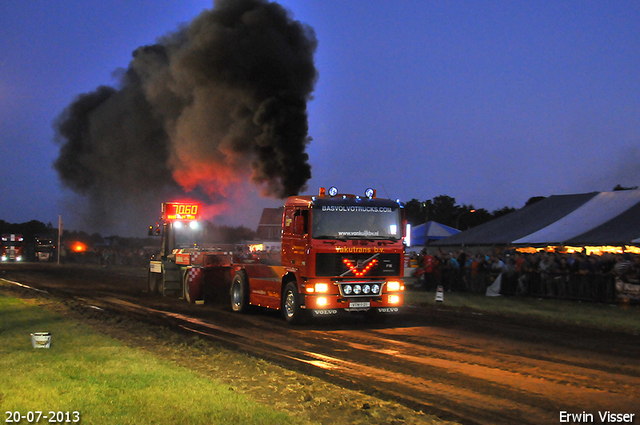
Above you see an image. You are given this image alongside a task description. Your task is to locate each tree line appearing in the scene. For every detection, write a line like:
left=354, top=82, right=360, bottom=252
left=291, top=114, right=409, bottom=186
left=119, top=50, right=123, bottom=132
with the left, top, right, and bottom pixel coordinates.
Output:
left=3, top=185, right=635, bottom=242
left=402, top=195, right=546, bottom=230
left=0, top=219, right=256, bottom=250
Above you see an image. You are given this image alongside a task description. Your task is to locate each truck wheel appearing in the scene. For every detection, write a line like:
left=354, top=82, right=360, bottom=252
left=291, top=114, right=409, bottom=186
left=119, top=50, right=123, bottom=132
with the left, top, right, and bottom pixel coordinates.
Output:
left=148, top=270, right=157, bottom=294
left=230, top=272, right=250, bottom=313
left=282, top=282, right=304, bottom=325
left=158, top=271, right=165, bottom=296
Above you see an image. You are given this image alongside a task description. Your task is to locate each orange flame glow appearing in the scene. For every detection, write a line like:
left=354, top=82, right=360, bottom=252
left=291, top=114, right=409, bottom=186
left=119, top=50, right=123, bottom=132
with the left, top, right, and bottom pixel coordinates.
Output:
left=72, top=242, right=87, bottom=253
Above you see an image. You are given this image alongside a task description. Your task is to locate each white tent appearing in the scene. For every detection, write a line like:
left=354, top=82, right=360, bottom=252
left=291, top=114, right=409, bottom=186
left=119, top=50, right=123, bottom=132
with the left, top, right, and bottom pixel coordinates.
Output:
left=513, top=190, right=640, bottom=245
left=433, top=190, right=640, bottom=247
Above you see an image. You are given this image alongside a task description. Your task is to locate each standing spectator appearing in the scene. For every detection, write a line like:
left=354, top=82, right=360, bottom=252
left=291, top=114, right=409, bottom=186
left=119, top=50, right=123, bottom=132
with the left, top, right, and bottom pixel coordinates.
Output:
left=539, top=253, right=557, bottom=296
left=456, top=250, right=468, bottom=291
left=555, top=256, right=570, bottom=298
left=421, top=249, right=436, bottom=291
left=470, top=253, right=488, bottom=293
left=614, top=254, right=633, bottom=282
left=517, top=254, right=534, bottom=295
left=439, top=252, right=458, bottom=292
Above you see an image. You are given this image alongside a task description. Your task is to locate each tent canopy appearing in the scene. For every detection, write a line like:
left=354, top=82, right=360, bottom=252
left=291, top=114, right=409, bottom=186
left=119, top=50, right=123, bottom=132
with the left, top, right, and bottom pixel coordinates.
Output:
left=412, top=221, right=460, bottom=246
left=432, top=190, right=640, bottom=246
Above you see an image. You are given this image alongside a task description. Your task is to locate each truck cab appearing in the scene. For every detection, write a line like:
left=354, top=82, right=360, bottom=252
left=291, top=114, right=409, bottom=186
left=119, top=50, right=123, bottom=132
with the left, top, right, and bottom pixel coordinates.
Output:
left=276, top=187, right=405, bottom=322
left=34, top=234, right=56, bottom=261
left=1, top=234, right=24, bottom=262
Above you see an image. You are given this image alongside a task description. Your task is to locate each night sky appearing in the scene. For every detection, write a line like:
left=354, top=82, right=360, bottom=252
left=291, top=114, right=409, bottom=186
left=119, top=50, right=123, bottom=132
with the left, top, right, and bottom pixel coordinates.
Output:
left=1, top=1, right=638, bottom=236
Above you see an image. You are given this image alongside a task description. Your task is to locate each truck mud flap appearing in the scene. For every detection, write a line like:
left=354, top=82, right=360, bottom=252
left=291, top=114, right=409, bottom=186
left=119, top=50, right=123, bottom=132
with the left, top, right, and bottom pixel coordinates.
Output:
left=162, top=264, right=182, bottom=296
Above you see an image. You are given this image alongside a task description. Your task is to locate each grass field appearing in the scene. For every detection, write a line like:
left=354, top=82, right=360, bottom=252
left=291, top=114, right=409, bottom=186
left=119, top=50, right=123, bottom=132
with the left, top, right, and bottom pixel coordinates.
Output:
left=3, top=276, right=638, bottom=425
left=405, top=289, right=640, bottom=334
left=0, top=294, right=305, bottom=425
left=0, top=284, right=447, bottom=425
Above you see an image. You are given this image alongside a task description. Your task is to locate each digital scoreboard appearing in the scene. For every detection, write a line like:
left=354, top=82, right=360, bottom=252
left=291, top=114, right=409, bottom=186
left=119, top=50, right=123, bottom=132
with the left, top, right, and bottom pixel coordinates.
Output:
left=162, top=202, right=201, bottom=221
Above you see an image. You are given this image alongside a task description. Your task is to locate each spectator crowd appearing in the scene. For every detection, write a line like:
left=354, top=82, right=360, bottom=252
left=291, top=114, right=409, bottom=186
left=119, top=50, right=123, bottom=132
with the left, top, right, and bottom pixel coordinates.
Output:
left=409, top=248, right=640, bottom=303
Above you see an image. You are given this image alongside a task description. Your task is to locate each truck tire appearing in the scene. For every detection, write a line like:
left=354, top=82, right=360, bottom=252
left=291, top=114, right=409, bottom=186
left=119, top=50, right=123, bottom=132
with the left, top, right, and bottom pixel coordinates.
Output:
left=158, top=271, right=165, bottom=296
left=230, top=272, right=250, bottom=313
left=183, top=269, right=193, bottom=303
left=282, top=282, right=304, bottom=325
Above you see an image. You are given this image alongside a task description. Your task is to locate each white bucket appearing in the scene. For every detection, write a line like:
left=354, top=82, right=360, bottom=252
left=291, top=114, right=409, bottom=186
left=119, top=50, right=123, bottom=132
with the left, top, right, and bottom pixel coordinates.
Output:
left=31, top=332, right=52, bottom=349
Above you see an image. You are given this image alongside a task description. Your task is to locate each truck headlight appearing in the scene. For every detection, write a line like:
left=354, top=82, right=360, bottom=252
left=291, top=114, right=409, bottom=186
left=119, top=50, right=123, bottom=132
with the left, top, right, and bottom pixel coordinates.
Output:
left=387, top=281, right=402, bottom=291
left=307, top=282, right=329, bottom=293
left=343, top=284, right=353, bottom=295
left=315, top=283, right=329, bottom=293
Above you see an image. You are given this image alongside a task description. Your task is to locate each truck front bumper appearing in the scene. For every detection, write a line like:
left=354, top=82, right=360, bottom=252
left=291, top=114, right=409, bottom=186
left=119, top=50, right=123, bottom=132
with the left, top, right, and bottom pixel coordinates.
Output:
left=303, top=293, right=403, bottom=311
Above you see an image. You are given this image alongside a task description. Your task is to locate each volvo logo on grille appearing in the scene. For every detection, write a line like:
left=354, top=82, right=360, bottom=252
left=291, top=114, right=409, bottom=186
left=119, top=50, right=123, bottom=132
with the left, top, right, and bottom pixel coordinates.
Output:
left=313, top=309, right=338, bottom=315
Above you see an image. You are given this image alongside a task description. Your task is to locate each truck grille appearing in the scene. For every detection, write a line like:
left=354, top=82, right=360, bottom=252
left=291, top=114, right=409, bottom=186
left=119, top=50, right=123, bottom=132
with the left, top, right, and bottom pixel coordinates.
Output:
left=315, top=253, right=400, bottom=277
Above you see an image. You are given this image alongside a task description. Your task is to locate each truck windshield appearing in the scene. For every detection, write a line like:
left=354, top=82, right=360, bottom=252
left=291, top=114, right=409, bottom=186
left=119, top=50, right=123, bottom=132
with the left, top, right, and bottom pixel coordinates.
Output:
left=173, top=224, right=203, bottom=248
left=312, top=204, right=401, bottom=240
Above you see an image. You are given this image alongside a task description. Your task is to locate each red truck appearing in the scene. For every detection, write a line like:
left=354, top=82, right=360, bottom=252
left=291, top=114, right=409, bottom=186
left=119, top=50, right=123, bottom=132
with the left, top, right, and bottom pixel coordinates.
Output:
left=148, top=187, right=405, bottom=323
left=1, top=234, right=24, bottom=262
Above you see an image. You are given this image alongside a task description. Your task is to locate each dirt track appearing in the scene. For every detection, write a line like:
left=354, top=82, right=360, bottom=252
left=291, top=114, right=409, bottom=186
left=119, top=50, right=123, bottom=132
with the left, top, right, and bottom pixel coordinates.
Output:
left=2, top=263, right=639, bottom=425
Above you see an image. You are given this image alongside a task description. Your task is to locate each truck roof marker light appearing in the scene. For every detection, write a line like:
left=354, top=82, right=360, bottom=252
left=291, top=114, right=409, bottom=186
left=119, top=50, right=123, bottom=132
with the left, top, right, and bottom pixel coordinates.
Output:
left=319, top=187, right=326, bottom=197
left=365, top=188, right=376, bottom=199
left=328, top=186, right=338, bottom=197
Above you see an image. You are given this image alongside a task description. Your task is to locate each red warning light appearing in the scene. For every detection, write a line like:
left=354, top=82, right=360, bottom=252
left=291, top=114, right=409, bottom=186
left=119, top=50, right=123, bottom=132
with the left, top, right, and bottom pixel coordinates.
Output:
left=343, top=258, right=378, bottom=277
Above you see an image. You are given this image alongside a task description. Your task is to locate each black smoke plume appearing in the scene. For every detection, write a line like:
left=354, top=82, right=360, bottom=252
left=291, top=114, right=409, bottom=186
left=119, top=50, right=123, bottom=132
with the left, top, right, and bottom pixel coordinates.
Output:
left=54, top=0, right=317, bottom=232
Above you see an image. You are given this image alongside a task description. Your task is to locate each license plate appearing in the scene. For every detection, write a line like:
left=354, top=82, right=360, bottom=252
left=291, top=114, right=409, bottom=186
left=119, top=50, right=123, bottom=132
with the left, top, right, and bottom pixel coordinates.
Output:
left=349, top=301, right=370, bottom=308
